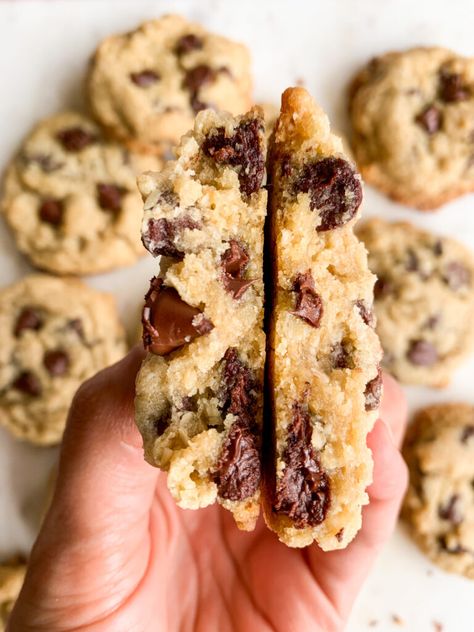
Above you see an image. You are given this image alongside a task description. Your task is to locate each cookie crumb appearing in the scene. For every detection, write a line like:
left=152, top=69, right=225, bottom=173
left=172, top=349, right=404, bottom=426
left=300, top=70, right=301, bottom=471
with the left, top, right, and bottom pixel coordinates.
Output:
left=391, top=614, right=404, bottom=626
left=432, top=622, right=443, bottom=632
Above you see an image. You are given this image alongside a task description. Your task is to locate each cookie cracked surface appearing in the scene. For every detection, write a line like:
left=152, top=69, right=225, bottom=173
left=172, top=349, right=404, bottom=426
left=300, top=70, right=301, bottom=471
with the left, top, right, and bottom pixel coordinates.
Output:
left=349, top=47, right=474, bottom=209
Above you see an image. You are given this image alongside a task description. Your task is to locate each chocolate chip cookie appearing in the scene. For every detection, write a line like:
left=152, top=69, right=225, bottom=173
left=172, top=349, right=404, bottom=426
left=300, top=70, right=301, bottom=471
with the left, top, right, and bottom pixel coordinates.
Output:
left=88, top=15, right=253, bottom=155
left=0, top=274, right=127, bottom=445
left=1, top=111, right=160, bottom=275
left=135, top=107, right=267, bottom=530
left=349, top=47, right=474, bottom=209
left=265, top=88, right=382, bottom=549
left=0, top=558, right=26, bottom=631
left=403, top=404, right=474, bottom=578
left=358, top=218, right=474, bottom=387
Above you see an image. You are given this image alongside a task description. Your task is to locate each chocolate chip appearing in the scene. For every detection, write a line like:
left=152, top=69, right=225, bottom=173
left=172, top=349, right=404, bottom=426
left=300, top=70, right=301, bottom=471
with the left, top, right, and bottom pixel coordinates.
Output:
left=175, top=33, right=203, bottom=56
left=214, top=348, right=261, bottom=501
left=130, top=69, right=160, bottom=87
left=364, top=368, right=382, bottom=411
left=330, top=341, right=354, bottom=369
left=202, top=117, right=265, bottom=197
left=356, top=300, right=375, bottom=327
left=180, top=396, right=196, bottom=412
left=12, top=371, right=41, bottom=397
left=290, top=271, right=323, bottom=327
left=280, top=154, right=293, bottom=178
left=14, top=308, right=42, bottom=337
left=97, top=183, right=124, bottom=213
left=405, top=248, right=419, bottom=272
left=190, top=96, right=210, bottom=113
left=443, top=261, right=471, bottom=290
left=56, top=127, right=96, bottom=152
left=433, top=240, right=444, bottom=256
left=374, top=277, right=394, bottom=299
left=424, top=314, right=440, bottom=330
left=415, top=105, right=442, bottom=134
left=438, top=495, right=463, bottom=525
left=43, top=350, right=69, bottom=377
left=293, top=157, right=362, bottom=231
left=142, top=277, right=213, bottom=355
left=461, top=425, right=474, bottom=444
left=221, top=240, right=254, bottom=299
left=142, top=216, right=200, bottom=258
left=153, top=406, right=171, bottom=436
left=39, top=198, right=64, bottom=226
left=438, top=535, right=467, bottom=555
left=335, top=528, right=344, bottom=542
left=273, top=401, right=330, bottom=528
left=183, top=64, right=216, bottom=112
left=407, top=340, right=438, bottom=366
left=439, top=70, right=470, bottom=103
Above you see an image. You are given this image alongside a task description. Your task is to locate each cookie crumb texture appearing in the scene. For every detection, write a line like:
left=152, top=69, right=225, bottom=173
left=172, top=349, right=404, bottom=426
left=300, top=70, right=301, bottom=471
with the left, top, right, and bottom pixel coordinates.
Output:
left=135, top=107, right=267, bottom=530
left=1, top=111, right=160, bottom=275
left=266, top=87, right=382, bottom=549
left=0, top=559, right=26, bottom=631
left=403, top=404, right=474, bottom=578
left=0, top=275, right=126, bottom=445
left=349, top=47, right=474, bottom=209
left=358, top=218, right=474, bottom=387
left=88, top=15, right=253, bottom=154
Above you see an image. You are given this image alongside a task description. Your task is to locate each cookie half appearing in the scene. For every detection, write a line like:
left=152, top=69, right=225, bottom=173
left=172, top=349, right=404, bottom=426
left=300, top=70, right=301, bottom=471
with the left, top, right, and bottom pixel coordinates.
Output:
left=1, top=111, right=160, bottom=275
left=0, top=275, right=126, bottom=445
left=349, top=47, right=474, bottom=210
left=135, top=107, right=267, bottom=530
left=265, top=87, right=382, bottom=549
left=403, top=404, right=474, bottom=578
left=358, top=218, right=474, bottom=387
left=88, top=15, right=253, bottom=155
left=0, top=557, right=26, bottom=631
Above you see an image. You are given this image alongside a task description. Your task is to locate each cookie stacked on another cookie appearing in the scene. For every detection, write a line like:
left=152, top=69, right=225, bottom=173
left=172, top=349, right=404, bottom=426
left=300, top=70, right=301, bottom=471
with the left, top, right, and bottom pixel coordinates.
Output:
left=0, top=275, right=126, bottom=445
left=265, top=88, right=382, bottom=549
left=349, top=47, right=474, bottom=210
left=358, top=218, right=474, bottom=387
left=88, top=14, right=253, bottom=155
left=135, top=107, right=267, bottom=530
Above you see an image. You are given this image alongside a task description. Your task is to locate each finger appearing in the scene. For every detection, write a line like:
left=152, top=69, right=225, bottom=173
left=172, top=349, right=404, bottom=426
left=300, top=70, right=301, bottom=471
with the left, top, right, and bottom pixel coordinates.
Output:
left=379, top=372, right=408, bottom=448
left=306, top=420, right=408, bottom=620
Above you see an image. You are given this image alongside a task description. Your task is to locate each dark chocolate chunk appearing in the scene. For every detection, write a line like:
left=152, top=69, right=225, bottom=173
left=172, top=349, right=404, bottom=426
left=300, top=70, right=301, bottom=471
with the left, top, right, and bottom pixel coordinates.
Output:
left=415, top=105, right=442, bottom=134
left=407, top=340, right=438, bottom=366
left=190, top=96, right=210, bottom=113
left=438, top=495, right=463, bottom=525
left=280, top=154, right=293, bottom=178
left=202, top=117, right=265, bottom=197
left=175, top=33, right=203, bottom=56
left=14, top=307, right=42, bottom=337
left=439, top=70, right=470, bottom=103
left=43, top=350, right=69, bottom=377
left=39, top=198, right=64, bottom=226
left=180, top=396, right=197, bottom=412
left=130, top=69, right=160, bottom=87
left=356, top=300, right=375, bottom=327
left=97, top=183, right=124, bottom=213
left=364, top=368, right=383, bottom=411
left=221, top=240, right=255, bottom=299
left=153, top=406, right=171, bottom=436
left=405, top=248, right=420, bottom=272
left=56, top=127, right=96, bottom=152
left=12, top=371, right=41, bottom=397
left=443, top=261, right=471, bottom=290
left=142, top=277, right=213, bottom=355
left=293, top=157, right=362, bottom=231
left=335, top=528, right=345, bottom=542
left=438, top=535, right=467, bottom=555
left=330, top=341, right=354, bottom=370
left=273, top=401, right=330, bottom=528
left=374, top=276, right=394, bottom=299
left=290, top=271, right=323, bottom=328
left=183, top=64, right=216, bottom=113
left=433, top=240, right=444, bottom=256
left=142, top=216, right=200, bottom=258
left=461, top=425, right=474, bottom=444
left=219, top=348, right=257, bottom=420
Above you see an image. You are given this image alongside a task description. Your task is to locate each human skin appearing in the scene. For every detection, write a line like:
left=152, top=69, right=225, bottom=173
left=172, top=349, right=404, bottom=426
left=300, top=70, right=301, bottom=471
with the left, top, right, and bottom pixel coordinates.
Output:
left=8, top=347, right=408, bottom=632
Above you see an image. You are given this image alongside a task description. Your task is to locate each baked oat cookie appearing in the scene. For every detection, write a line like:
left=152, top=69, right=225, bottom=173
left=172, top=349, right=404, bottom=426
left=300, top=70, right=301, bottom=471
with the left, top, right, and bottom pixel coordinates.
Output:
left=403, top=403, right=474, bottom=578
left=135, top=107, right=267, bottom=530
left=349, top=47, right=474, bottom=209
left=265, top=87, right=382, bottom=549
left=0, top=558, right=26, bottom=631
left=0, top=274, right=126, bottom=445
left=358, top=218, right=474, bottom=387
left=1, top=111, right=160, bottom=275
left=88, top=15, right=252, bottom=155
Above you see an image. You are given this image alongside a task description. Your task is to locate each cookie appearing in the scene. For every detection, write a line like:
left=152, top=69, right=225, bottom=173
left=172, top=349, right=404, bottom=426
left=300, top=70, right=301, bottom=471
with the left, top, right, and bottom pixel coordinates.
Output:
left=0, top=274, right=127, bottom=445
left=0, top=558, right=26, bottom=631
left=349, top=47, right=474, bottom=209
left=1, top=111, right=160, bottom=275
left=403, top=403, right=474, bottom=578
left=88, top=15, right=253, bottom=155
left=265, top=88, right=382, bottom=549
left=358, top=218, right=474, bottom=387
left=135, top=106, right=267, bottom=530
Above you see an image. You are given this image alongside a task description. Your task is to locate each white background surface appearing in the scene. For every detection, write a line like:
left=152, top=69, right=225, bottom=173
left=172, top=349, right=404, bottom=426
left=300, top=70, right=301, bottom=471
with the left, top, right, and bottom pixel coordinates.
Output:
left=0, top=1, right=473, bottom=630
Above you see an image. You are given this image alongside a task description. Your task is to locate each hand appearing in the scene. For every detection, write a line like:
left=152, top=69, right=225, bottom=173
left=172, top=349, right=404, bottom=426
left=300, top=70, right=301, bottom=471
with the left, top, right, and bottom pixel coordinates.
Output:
left=9, top=348, right=408, bottom=632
